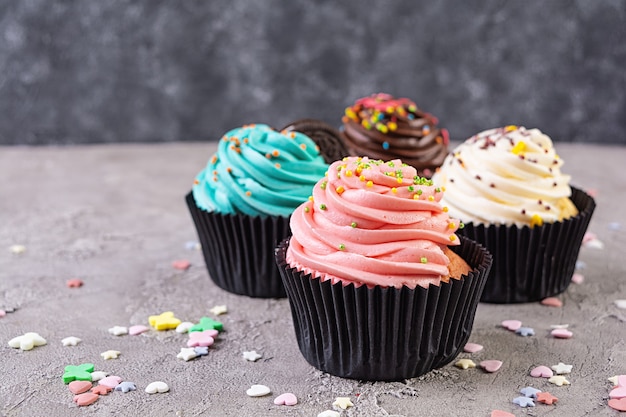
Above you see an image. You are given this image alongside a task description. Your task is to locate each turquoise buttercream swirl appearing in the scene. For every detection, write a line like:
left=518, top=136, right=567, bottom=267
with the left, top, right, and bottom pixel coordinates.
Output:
left=193, top=124, right=329, bottom=217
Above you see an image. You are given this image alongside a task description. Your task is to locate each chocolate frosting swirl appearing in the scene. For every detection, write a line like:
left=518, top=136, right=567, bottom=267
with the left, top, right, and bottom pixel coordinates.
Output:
left=341, top=93, right=449, bottom=174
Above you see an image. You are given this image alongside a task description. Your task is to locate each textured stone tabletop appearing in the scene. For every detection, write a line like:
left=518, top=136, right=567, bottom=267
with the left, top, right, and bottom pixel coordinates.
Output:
left=1, top=142, right=625, bottom=416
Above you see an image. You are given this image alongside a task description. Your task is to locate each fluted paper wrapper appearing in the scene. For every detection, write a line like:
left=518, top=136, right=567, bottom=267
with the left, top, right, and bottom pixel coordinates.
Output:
left=457, top=186, right=595, bottom=303
left=186, top=192, right=289, bottom=298
left=275, top=236, right=492, bottom=381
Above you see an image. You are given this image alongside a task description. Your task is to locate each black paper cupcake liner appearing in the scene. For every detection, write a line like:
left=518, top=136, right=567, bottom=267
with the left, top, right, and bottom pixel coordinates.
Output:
left=275, top=236, right=492, bottom=381
left=457, top=186, right=595, bottom=304
left=186, top=192, right=289, bottom=298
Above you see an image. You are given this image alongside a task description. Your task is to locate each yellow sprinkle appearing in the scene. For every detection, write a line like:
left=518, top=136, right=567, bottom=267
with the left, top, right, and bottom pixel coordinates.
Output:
left=505, top=125, right=518, bottom=132
left=443, top=206, right=449, bottom=212
left=366, top=181, right=373, bottom=188
left=391, top=187, right=397, bottom=194
left=308, top=196, right=314, bottom=202
left=530, top=214, right=544, bottom=227
left=428, top=195, right=435, bottom=201
left=441, top=186, right=446, bottom=192
left=345, top=170, right=353, bottom=177
left=511, top=141, right=526, bottom=155
left=362, top=119, right=371, bottom=129
left=336, top=186, right=345, bottom=195
left=388, top=121, right=397, bottom=131
left=376, top=123, right=389, bottom=134
left=448, top=223, right=456, bottom=229
left=359, top=175, right=366, bottom=182
left=396, top=177, right=403, bottom=184
left=413, top=194, right=420, bottom=200
left=449, top=235, right=457, bottom=241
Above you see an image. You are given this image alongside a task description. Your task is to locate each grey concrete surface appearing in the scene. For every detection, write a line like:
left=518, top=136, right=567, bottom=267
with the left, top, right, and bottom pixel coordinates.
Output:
left=1, top=142, right=625, bottom=417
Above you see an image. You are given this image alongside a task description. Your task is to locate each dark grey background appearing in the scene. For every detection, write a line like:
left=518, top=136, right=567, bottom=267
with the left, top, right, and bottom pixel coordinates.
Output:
left=1, top=0, right=624, bottom=146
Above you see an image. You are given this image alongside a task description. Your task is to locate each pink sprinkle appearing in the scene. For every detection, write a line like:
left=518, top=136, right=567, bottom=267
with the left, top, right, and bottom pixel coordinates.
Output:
left=571, top=273, right=584, bottom=284
left=463, top=343, right=484, bottom=353
left=0, top=310, right=6, bottom=318
left=172, top=260, right=191, bottom=270
left=530, top=365, right=553, bottom=378
left=66, top=279, right=84, bottom=288
left=551, top=328, right=573, bottom=339
left=128, top=325, right=150, bottom=336
left=586, top=188, right=598, bottom=198
left=583, top=231, right=596, bottom=243
left=501, top=320, right=522, bottom=331
left=541, top=297, right=563, bottom=307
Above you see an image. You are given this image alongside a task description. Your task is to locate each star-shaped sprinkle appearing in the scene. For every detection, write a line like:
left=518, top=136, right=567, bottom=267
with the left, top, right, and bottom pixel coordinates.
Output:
left=114, top=381, right=137, bottom=393
left=91, top=385, right=112, bottom=395
left=61, top=336, right=82, bottom=346
left=209, top=305, right=228, bottom=316
left=66, top=279, right=84, bottom=288
left=177, top=347, right=198, bottom=361
left=512, top=396, right=535, bottom=407
left=100, top=350, right=121, bottom=360
left=548, top=375, right=570, bottom=386
left=520, top=386, right=541, bottom=398
left=91, top=371, right=109, bottom=382
left=536, top=391, right=558, bottom=405
left=454, top=359, right=476, bottom=370
left=108, top=326, right=128, bottom=336
left=194, top=346, right=209, bottom=356
left=149, top=311, right=182, bottom=330
left=243, top=350, right=263, bottom=362
left=10, top=244, right=26, bottom=254
left=176, top=321, right=194, bottom=333
left=189, top=316, right=223, bottom=333
left=63, top=363, right=95, bottom=384
left=332, top=397, right=354, bottom=410
left=317, top=411, right=340, bottom=417
left=515, top=327, right=535, bottom=337
left=551, top=362, right=573, bottom=374
left=8, top=332, right=47, bottom=350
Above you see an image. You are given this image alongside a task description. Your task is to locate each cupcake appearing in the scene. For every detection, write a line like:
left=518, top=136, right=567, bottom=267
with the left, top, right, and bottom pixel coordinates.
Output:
left=280, top=119, right=349, bottom=163
left=275, top=156, right=492, bottom=380
left=341, top=93, right=449, bottom=175
left=432, top=126, right=595, bottom=303
left=186, top=123, right=340, bottom=298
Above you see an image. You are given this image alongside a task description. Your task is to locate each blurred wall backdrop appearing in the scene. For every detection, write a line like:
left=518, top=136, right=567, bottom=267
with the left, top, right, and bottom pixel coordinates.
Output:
left=0, top=0, right=624, bottom=145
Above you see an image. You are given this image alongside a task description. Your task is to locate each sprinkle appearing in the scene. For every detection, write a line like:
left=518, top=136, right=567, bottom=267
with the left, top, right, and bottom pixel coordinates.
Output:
left=571, top=273, right=585, bottom=284
left=463, top=343, right=483, bottom=353
left=512, top=396, right=535, bottom=407
left=243, top=350, right=263, bottom=362
left=189, top=317, right=223, bottom=333
left=172, top=260, right=191, bottom=270
left=108, top=326, right=128, bottom=336
left=91, top=385, right=112, bottom=395
left=114, top=382, right=137, bottom=393
left=245, top=191, right=252, bottom=197
left=449, top=235, right=456, bottom=241
left=455, top=359, right=476, bottom=369
left=520, top=386, right=542, bottom=398
left=176, top=347, right=198, bottom=361
left=443, top=206, right=449, bottom=212
left=551, top=328, right=573, bottom=339
left=480, top=360, right=503, bottom=373
left=614, top=300, right=626, bottom=309
left=490, top=411, right=515, bottom=417
left=128, top=325, right=150, bottom=336
left=63, top=364, right=95, bottom=384
left=530, top=366, right=553, bottom=378
left=61, top=336, right=82, bottom=346
left=98, top=375, right=123, bottom=388
left=501, top=320, right=522, bottom=331
left=420, top=257, right=428, bottom=264
left=548, top=375, right=570, bottom=386
left=274, top=393, right=298, bottom=406
left=100, top=350, right=121, bottom=360
left=382, top=141, right=390, bottom=150
left=272, top=150, right=280, bottom=157
left=610, top=386, right=626, bottom=399
left=320, top=204, right=327, bottom=210
left=391, top=187, right=397, bottom=194
left=366, top=181, right=373, bottom=187
left=536, top=392, right=558, bottom=405
left=149, top=312, right=182, bottom=331
left=309, top=196, right=314, bottom=202
left=194, top=346, right=209, bottom=356
left=68, top=380, right=92, bottom=394
left=9, top=244, right=26, bottom=254
left=541, top=297, right=563, bottom=307
left=359, top=175, right=366, bottom=182
left=428, top=195, right=435, bottom=201
left=515, top=327, right=535, bottom=337
left=175, top=322, right=194, bottom=333
left=320, top=181, right=327, bottom=190
left=8, top=332, right=47, bottom=351
left=551, top=362, right=573, bottom=374
left=187, top=330, right=216, bottom=347
left=336, top=186, right=345, bottom=195
left=145, top=381, right=169, bottom=394
left=609, top=398, right=626, bottom=412
left=275, top=163, right=281, bottom=169
left=332, top=397, right=354, bottom=409
left=209, top=305, right=227, bottom=315
left=351, top=222, right=357, bottom=228
left=338, top=244, right=346, bottom=251
left=317, top=412, right=341, bottom=417
left=73, top=392, right=99, bottom=406
left=530, top=214, right=543, bottom=227
left=505, top=125, right=518, bottom=131
left=66, top=279, right=84, bottom=288
left=246, top=384, right=271, bottom=397
left=304, top=207, right=310, bottom=213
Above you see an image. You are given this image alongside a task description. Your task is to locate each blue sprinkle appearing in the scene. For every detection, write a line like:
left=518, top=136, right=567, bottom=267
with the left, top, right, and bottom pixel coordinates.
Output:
left=515, top=327, right=535, bottom=337
left=185, top=241, right=200, bottom=251
left=520, top=386, right=541, bottom=398
left=575, top=260, right=586, bottom=270
left=407, top=114, right=415, bottom=120
left=423, top=125, right=430, bottom=133
left=377, top=113, right=385, bottom=121
left=382, top=141, right=390, bottom=150
left=512, top=396, right=535, bottom=407
left=609, top=222, right=622, bottom=231
left=194, top=346, right=209, bottom=356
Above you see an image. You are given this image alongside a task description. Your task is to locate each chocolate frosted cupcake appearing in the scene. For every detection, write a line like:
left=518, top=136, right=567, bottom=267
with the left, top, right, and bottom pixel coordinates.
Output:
left=432, top=126, right=595, bottom=303
left=341, top=93, right=449, bottom=175
left=276, top=156, right=492, bottom=380
left=187, top=123, right=343, bottom=298
left=281, top=119, right=349, bottom=164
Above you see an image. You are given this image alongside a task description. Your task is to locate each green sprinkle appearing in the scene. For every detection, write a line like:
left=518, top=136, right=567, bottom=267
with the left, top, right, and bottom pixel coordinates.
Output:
left=320, top=204, right=327, bottom=210
left=304, top=206, right=310, bottom=213
left=421, top=257, right=428, bottom=264
left=459, top=222, right=465, bottom=229
left=387, top=161, right=395, bottom=167
left=435, top=187, right=441, bottom=193
left=320, top=181, right=327, bottom=190
left=408, top=185, right=414, bottom=192
left=416, top=189, right=423, bottom=196
left=350, top=222, right=357, bottom=228
left=395, top=169, right=403, bottom=178
left=339, top=243, right=346, bottom=250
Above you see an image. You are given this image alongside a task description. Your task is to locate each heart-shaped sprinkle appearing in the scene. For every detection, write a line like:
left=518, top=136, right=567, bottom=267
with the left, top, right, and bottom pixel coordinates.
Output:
left=129, top=325, right=150, bottom=336
left=73, top=392, right=99, bottom=406
left=480, top=360, right=503, bottom=373
left=145, top=381, right=169, bottom=394
left=246, top=384, right=271, bottom=397
left=463, top=343, right=483, bottom=353
left=273, top=392, right=298, bottom=406
left=68, top=380, right=92, bottom=394
left=551, top=328, right=573, bottom=339
left=530, top=366, right=553, bottom=378
left=501, top=320, right=522, bottom=331
left=541, top=297, right=563, bottom=307
left=571, top=273, right=584, bottom=284
left=615, top=300, right=626, bottom=309
left=610, top=386, right=626, bottom=399
left=172, top=260, right=191, bottom=270
left=490, top=411, right=515, bottom=417
left=608, top=397, right=626, bottom=412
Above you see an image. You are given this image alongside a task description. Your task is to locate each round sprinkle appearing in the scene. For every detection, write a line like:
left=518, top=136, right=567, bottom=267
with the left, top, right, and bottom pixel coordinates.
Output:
left=382, top=141, right=390, bottom=150
left=272, top=150, right=280, bottom=157
left=304, top=206, right=310, bottom=213
left=501, top=320, right=522, bottom=331
left=338, top=244, right=345, bottom=251
left=275, top=163, right=281, bottom=169
left=336, top=186, right=345, bottom=194
left=319, top=204, right=327, bottom=210
left=350, top=222, right=357, bottom=228
left=366, top=181, right=373, bottom=187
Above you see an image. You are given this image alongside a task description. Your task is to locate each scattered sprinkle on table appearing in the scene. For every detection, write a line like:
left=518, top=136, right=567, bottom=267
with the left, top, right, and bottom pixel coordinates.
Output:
left=63, top=363, right=95, bottom=384
left=189, top=316, right=223, bottom=332
left=243, top=350, right=263, bottom=362
left=187, top=330, right=216, bottom=347
left=520, top=386, right=541, bottom=398
left=551, top=328, right=573, bottom=339
left=209, top=305, right=228, bottom=316
left=108, top=326, right=128, bottom=336
left=246, top=384, right=271, bottom=397
left=571, top=273, right=585, bottom=284
left=0, top=309, right=5, bottom=318
left=73, top=392, right=99, bottom=406
left=551, top=362, right=573, bottom=374
left=100, top=350, right=121, bottom=360
left=128, top=325, right=149, bottom=335
left=536, top=391, right=558, bottom=404
left=61, top=336, right=82, bottom=346
left=175, top=322, right=194, bottom=333
left=149, top=311, right=182, bottom=330
left=145, top=381, right=169, bottom=394
left=480, top=360, right=503, bottom=373
left=274, top=393, right=298, bottom=406
left=548, top=375, right=570, bottom=386
left=115, top=381, right=136, bottom=393
left=68, top=380, right=92, bottom=394
left=194, top=346, right=209, bottom=356
left=609, top=385, right=626, bottom=399
left=512, top=396, right=535, bottom=407
left=490, top=411, right=515, bottom=417
left=176, top=347, right=198, bottom=361
left=317, top=411, right=340, bottom=417
left=541, top=297, right=563, bottom=307
left=608, top=398, right=626, bottom=412
left=8, top=332, right=47, bottom=350
left=454, top=359, right=476, bottom=370
left=90, top=371, right=108, bottom=381
left=98, top=376, right=122, bottom=388
left=66, top=279, right=84, bottom=288
left=614, top=300, right=626, bottom=310
left=91, top=385, right=112, bottom=395
left=463, top=342, right=483, bottom=353
left=515, top=327, right=535, bottom=337
left=9, top=244, right=26, bottom=254
left=332, top=397, right=354, bottom=409
left=530, top=366, right=554, bottom=378
left=501, top=320, right=522, bottom=331
left=185, top=240, right=200, bottom=250
left=609, top=375, right=626, bottom=386
left=172, top=259, right=191, bottom=270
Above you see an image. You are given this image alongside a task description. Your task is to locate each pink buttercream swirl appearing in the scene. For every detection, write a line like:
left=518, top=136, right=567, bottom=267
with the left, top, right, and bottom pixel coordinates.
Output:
left=286, top=156, right=462, bottom=289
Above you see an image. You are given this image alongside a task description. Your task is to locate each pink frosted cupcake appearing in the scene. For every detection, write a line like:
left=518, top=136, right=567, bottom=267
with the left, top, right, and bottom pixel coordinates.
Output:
left=275, top=156, right=492, bottom=380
